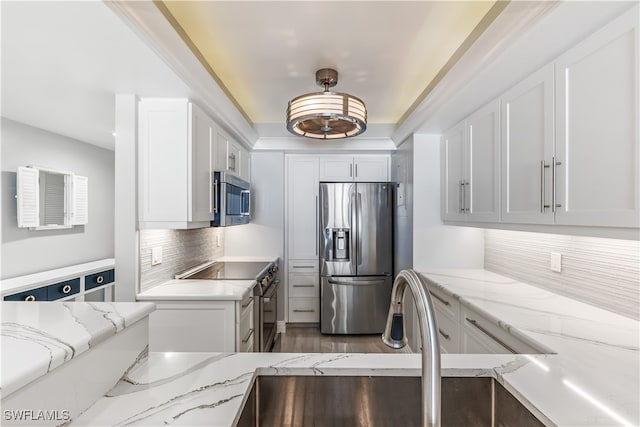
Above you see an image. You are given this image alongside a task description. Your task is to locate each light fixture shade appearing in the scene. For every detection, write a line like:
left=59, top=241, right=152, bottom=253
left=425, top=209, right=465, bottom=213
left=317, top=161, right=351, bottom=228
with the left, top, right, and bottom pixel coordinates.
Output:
left=286, top=69, right=367, bottom=139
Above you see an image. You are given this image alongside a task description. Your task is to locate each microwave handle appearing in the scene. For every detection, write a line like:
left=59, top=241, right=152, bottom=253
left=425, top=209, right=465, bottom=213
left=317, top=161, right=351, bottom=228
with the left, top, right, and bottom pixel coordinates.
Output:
left=241, top=189, right=250, bottom=216
left=213, top=179, right=219, bottom=214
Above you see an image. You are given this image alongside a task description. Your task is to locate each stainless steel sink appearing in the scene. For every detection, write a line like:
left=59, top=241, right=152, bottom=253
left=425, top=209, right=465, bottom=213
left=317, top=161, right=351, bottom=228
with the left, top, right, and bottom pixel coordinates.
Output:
left=237, top=376, right=544, bottom=427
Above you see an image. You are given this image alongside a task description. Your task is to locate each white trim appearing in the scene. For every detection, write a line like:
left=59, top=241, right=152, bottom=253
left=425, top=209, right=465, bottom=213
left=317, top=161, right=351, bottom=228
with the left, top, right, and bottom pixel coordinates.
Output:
left=253, top=137, right=396, bottom=152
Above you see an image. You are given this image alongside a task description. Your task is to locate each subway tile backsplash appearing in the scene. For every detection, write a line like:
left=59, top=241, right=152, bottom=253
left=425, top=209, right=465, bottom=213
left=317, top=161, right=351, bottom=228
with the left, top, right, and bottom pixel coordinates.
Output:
left=139, top=228, right=225, bottom=292
left=484, top=229, right=640, bottom=320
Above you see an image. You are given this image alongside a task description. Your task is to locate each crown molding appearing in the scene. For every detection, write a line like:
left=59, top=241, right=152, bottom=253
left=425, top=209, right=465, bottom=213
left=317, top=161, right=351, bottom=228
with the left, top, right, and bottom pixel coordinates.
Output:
left=253, top=136, right=396, bottom=152
left=105, top=1, right=258, bottom=148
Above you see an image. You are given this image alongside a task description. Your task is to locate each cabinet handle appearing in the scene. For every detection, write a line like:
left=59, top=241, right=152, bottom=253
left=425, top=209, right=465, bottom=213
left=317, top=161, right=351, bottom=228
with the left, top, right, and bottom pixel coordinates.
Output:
left=465, top=318, right=516, bottom=354
left=355, top=163, right=358, bottom=178
left=293, top=265, right=315, bottom=269
left=242, top=328, right=254, bottom=344
left=24, top=295, right=36, bottom=302
left=62, top=285, right=72, bottom=294
left=349, top=163, right=353, bottom=177
left=293, top=309, right=315, bottom=313
left=241, top=299, right=253, bottom=309
left=459, top=181, right=464, bottom=214
left=213, top=179, right=219, bottom=214
left=96, top=276, right=104, bottom=284
left=540, top=160, right=550, bottom=212
left=438, top=328, right=450, bottom=340
left=552, top=157, right=562, bottom=213
left=430, top=292, right=450, bottom=306
left=264, top=309, right=274, bottom=313
left=464, top=181, right=470, bottom=212
left=293, top=284, right=316, bottom=288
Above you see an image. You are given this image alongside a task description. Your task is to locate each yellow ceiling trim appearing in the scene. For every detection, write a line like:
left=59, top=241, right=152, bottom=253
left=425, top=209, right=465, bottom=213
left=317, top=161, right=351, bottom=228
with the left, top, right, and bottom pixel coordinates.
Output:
left=152, top=0, right=253, bottom=125
left=398, top=0, right=510, bottom=127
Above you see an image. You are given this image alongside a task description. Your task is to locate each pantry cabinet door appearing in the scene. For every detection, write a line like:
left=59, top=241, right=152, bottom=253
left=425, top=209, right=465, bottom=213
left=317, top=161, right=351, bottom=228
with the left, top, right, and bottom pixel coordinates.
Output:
left=501, top=65, right=555, bottom=225
left=465, top=99, right=500, bottom=222
left=287, top=156, right=320, bottom=259
left=441, top=122, right=466, bottom=221
left=555, top=7, right=639, bottom=228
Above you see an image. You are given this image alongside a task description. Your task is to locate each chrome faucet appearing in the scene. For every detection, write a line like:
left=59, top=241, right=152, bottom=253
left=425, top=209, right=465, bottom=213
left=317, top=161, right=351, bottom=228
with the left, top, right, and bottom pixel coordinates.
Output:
left=382, top=269, right=441, bottom=427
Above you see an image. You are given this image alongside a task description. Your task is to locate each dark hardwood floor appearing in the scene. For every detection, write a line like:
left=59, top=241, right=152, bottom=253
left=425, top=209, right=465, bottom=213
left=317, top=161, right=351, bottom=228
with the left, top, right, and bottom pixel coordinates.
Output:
left=273, top=325, right=410, bottom=353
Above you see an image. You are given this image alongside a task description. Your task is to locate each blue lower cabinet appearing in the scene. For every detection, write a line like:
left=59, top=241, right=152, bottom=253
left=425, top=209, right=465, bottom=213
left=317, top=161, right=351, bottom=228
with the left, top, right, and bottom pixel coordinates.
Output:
left=4, top=286, right=48, bottom=301
left=85, top=269, right=115, bottom=291
left=48, top=278, right=81, bottom=301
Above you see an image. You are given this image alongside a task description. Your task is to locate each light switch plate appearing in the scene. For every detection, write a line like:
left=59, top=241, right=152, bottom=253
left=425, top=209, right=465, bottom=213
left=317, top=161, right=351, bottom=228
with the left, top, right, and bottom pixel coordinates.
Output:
left=550, top=252, right=562, bottom=273
left=151, top=246, right=163, bottom=266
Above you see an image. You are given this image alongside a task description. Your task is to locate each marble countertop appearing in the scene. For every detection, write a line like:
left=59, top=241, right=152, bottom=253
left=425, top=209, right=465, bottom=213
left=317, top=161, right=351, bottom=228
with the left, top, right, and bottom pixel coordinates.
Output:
left=0, top=301, right=155, bottom=398
left=70, top=269, right=639, bottom=426
left=136, top=279, right=256, bottom=301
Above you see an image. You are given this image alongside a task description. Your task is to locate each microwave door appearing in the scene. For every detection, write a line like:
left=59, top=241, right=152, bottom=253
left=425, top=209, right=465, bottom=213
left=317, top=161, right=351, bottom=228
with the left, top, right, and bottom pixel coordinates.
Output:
left=241, top=189, right=250, bottom=217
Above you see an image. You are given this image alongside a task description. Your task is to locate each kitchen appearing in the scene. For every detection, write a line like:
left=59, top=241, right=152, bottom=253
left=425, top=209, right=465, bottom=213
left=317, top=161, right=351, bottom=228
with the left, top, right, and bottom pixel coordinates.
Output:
left=1, top=1, right=639, bottom=426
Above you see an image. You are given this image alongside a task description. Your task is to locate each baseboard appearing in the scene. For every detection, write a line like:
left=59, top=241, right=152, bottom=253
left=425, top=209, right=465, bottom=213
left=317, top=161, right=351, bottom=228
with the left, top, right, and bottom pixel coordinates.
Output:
left=276, top=320, right=286, bottom=333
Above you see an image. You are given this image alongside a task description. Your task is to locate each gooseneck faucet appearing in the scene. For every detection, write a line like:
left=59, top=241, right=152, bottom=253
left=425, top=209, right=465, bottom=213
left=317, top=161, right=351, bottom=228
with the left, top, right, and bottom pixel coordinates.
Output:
left=382, top=269, right=441, bottom=427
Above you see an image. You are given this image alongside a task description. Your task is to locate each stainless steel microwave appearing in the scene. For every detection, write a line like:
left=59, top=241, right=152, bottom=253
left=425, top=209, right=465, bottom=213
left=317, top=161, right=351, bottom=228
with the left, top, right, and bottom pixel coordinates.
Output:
left=212, top=171, right=250, bottom=226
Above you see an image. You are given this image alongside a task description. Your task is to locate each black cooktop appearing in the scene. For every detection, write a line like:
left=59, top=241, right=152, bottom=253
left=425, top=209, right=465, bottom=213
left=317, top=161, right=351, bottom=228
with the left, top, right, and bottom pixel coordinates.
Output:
left=187, top=261, right=271, bottom=280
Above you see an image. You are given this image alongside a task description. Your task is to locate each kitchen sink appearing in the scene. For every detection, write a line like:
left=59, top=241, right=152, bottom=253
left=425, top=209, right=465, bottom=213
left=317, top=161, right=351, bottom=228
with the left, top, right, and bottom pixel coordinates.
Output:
left=237, top=376, right=544, bottom=427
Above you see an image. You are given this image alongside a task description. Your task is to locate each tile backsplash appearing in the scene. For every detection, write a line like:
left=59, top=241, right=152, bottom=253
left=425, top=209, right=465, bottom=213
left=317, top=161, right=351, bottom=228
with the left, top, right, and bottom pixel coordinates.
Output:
left=484, top=229, right=640, bottom=320
left=139, top=228, right=225, bottom=292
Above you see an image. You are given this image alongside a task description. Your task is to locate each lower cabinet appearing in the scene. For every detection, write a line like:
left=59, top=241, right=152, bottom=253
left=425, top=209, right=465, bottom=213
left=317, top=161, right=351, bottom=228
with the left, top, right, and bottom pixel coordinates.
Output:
left=428, top=283, right=544, bottom=354
left=148, top=290, right=255, bottom=352
left=288, top=259, right=320, bottom=323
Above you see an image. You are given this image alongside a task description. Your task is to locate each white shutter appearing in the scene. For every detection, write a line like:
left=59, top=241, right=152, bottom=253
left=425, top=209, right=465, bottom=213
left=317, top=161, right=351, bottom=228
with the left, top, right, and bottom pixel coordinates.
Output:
left=17, top=166, right=40, bottom=228
left=69, top=175, right=88, bottom=225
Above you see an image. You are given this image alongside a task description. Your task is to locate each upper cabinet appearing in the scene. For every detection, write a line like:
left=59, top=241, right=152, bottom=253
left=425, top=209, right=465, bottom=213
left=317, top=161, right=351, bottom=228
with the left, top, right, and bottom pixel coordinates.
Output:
left=501, top=64, right=555, bottom=225
left=554, top=9, right=639, bottom=228
left=287, top=156, right=320, bottom=260
left=441, top=100, right=500, bottom=222
left=442, top=6, right=639, bottom=231
left=215, top=128, right=251, bottom=182
left=319, top=155, right=389, bottom=182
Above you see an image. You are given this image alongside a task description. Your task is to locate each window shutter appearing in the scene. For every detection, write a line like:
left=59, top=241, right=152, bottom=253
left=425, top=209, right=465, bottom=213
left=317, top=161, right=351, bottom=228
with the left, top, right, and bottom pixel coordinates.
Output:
left=17, top=166, right=39, bottom=228
left=69, top=175, right=88, bottom=225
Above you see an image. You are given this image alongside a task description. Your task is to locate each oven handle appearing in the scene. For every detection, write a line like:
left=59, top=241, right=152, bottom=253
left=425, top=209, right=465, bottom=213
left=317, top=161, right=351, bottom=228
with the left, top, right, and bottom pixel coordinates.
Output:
left=263, top=279, right=280, bottom=302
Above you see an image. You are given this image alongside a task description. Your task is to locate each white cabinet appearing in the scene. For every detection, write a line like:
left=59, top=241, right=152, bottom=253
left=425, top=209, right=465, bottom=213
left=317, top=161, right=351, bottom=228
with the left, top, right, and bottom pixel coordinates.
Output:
left=288, top=259, right=320, bottom=323
left=554, top=8, right=639, bottom=228
left=215, top=129, right=251, bottom=182
left=441, top=99, right=500, bottom=222
left=138, top=99, right=215, bottom=229
left=147, top=290, right=255, bottom=352
left=501, top=64, right=555, bottom=225
left=287, top=157, right=320, bottom=260
left=319, top=155, right=389, bottom=182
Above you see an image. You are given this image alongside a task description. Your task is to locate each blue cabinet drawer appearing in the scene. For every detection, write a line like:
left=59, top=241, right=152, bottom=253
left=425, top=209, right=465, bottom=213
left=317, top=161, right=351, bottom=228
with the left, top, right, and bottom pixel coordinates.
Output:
left=4, top=286, right=48, bottom=301
left=85, top=269, right=114, bottom=291
left=47, top=278, right=80, bottom=301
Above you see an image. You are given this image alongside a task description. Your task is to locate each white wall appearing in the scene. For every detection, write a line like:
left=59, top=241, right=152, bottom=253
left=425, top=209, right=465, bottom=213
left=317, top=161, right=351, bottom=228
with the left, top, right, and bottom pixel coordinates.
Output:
left=225, top=151, right=285, bottom=318
left=412, top=134, right=484, bottom=270
left=1, top=118, right=115, bottom=278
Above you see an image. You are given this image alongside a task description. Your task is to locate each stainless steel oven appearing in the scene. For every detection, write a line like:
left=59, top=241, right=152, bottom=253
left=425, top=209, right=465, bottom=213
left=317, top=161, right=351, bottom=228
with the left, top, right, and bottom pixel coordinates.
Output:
left=260, top=278, right=279, bottom=352
left=212, top=171, right=250, bottom=226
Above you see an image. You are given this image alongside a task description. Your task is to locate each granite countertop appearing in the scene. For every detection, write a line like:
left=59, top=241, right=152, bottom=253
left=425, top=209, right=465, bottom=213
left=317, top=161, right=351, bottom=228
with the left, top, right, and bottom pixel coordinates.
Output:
left=0, top=302, right=155, bottom=398
left=136, top=279, right=256, bottom=301
left=71, top=268, right=638, bottom=426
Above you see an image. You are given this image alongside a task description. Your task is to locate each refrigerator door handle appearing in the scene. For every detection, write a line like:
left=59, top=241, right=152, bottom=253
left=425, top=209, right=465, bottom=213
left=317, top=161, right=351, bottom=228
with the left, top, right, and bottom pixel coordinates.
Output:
left=357, top=192, right=363, bottom=266
left=351, top=189, right=358, bottom=270
left=328, top=279, right=387, bottom=286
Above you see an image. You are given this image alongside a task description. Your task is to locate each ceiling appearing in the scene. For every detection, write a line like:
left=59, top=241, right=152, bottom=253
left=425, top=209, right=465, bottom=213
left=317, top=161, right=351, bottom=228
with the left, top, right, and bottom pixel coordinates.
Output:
left=159, top=1, right=497, bottom=126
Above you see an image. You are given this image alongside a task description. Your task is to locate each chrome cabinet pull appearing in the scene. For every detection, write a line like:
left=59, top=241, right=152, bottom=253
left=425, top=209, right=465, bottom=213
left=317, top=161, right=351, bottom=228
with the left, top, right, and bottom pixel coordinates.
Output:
left=242, top=328, right=254, bottom=344
left=62, top=285, right=72, bottom=294
left=24, top=295, right=36, bottom=302
left=464, top=180, right=470, bottom=212
left=293, top=284, right=316, bottom=288
left=349, top=163, right=353, bottom=177
left=355, top=163, right=358, bottom=178
left=438, top=329, right=450, bottom=340
left=465, top=318, right=516, bottom=354
left=293, top=309, right=315, bottom=313
left=213, top=179, right=219, bottom=214
left=458, top=181, right=464, bottom=214
left=540, top=160, right=550, bottom=212
left=552, top=157, right=562, bottom=212
left=293, top=265, right=315, bottom=269
left=430, top=292, right=450, bottom=306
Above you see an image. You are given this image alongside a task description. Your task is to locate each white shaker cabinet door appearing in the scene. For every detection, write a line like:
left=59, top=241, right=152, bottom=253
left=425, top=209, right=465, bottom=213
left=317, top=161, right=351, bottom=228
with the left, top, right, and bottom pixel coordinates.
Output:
left=354, top=156, right=389, bottom=182
left=189, top=103, right=214, bottom=222
left=319, top=156, right=354, bottom=182
left=501, top=64, right=555, bottom=225
left=287, top=156, right=320, bottom=260
left=554, top=7, right=639, bottom=228
left=441, top=122, right=466, bottom=221
left=465, top=99, right=500, bottom=222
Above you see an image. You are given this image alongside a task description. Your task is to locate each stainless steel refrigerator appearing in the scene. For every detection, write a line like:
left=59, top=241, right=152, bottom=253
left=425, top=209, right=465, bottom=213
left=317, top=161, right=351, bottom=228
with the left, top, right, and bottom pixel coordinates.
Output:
left=319, top=182, right=393, bottom=334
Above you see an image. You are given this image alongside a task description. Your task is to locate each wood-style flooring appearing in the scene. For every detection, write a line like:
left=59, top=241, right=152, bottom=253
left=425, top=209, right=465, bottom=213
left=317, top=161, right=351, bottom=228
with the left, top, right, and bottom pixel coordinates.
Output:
left=273, top=325, right=410, bottom=353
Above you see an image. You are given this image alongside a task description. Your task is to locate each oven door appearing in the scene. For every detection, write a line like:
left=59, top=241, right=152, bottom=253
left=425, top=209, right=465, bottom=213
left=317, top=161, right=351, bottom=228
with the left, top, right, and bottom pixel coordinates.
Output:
left=261, top=280, right=279, bottom=352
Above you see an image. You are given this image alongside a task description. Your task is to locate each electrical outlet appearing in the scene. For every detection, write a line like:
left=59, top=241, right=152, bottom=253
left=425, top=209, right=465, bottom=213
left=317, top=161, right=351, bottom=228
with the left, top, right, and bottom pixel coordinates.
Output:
left=550, top=252, right=562, bottom=273
left=151, top=246, right=163, bottom=266
left=216, top=235, right=221, bottom=247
